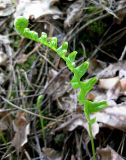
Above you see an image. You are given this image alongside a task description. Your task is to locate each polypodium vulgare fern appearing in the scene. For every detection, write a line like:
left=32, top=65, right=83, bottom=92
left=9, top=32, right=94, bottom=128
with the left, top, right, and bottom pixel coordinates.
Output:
left=14, top=16, right=107, bottom=160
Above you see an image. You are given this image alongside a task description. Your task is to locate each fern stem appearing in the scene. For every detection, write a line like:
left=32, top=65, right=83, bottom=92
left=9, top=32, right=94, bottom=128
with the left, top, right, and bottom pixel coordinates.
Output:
left=87, top=116, right=96, bottom=160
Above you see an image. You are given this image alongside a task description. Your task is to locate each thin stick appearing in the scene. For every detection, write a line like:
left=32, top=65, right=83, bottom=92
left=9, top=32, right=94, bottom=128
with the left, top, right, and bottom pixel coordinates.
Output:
left=1, top=96, right=57, bottom=121
left=119, top=45, right=126, bottom=61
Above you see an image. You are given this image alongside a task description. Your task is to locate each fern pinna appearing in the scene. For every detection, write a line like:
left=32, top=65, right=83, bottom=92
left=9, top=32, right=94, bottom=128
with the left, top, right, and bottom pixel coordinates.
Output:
left=14, top=17, right=107, bottom=160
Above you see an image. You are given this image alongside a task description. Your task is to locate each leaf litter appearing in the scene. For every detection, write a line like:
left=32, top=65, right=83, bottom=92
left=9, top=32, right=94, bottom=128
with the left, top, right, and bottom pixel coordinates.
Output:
left=0, top=0, right=126, bottom=159
left=12, top=111, right=30, bottom=153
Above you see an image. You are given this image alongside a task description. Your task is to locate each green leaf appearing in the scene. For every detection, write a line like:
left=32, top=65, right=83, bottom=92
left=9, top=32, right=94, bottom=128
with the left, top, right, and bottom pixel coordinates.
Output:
left=78, top=77, right=97, bottom=104
left=14, top=16, right=28, bottom=34
left=62, top=41, right=68, bottom=50
left=84, top=100, right=108, bottom=114
left=30, top=31, right=39, bottom=41
left=23, top=28, right=31, bottom=37
left=66, top=60, right=75, bottom=72
left=74, top=61, right=89, bottom=79
left=39, top=32, right=48, bottom=45
left=37, top=95, right=44, bottom=109
left=56, top=42, right=68, bottom=59
left=56, top=42, right=68, bottom=57
left=48, top=37, right=57, bottom=50
left=67, top=51, right=77, bottom=63
left=70, top=61, right=89, bottom=89
left=70, top=75, right=80, bottom=89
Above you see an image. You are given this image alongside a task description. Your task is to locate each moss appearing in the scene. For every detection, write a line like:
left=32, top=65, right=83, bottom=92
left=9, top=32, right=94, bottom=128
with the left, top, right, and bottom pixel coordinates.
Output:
left=54, top=133, right=65, bottom=146
left=89, top=21, right=106, bottom=36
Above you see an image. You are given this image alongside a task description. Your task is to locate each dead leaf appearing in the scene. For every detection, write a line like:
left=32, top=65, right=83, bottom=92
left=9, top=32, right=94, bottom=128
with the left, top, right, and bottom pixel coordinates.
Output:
left=0, top=51, right=8, bottom=66
left=115, top=0, right=126, bottom=24
left=14, top=0, right=62, bottom=19
left=64, top=0, right=84, bottom=28
left=97, top=145, right=124, bottom=160
left=87, top=92, right=96, bottom=101
left=0, top=0, right=15, bottom=17
left=93, top=102, right=126, bottom=132
left=88, top=90, right=107, bottom=103
left=98, top=76, right=126, bottom=101
left=54, top=113, right=99, bottom=138
left=57, top=90, right=78, bottom=112
left=42, top=147, right=61, bottom=160
left=12, top=112, right=30, bottom=153
left=97, top=61, right=126, bottom=78
left=0, top=35, right=11, bottom=68
left=119, top=78, right=126, bottom=92
left=0, top=109, right=12, bottom=131
left=88, top=58, right=107, bottom=75
left=44, top=69, right=71, bottom=100
left=98, top=77, right=120, bottom=100
left=15, top=54, right=29, bottom=64
left=99, top=77, right=119, bottom=90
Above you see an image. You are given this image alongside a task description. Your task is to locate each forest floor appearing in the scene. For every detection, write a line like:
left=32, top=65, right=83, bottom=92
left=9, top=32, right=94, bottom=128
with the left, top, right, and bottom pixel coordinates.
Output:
left=0, top=0, right=126, bottom=160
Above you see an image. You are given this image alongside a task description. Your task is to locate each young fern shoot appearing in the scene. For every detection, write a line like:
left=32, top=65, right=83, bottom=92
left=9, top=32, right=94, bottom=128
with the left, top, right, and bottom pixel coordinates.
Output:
left=14, top=17, right=107, bottom=160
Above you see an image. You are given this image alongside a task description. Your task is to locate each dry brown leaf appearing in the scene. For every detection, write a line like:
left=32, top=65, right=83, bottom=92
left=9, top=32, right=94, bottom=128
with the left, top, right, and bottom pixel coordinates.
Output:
left=98, top=77, right=120, bottom=100
left=99, top=77, right=119, bottom=90
left=97, top=145, right=124, bottom=160
left=64, top=0, right=84, bottom=28
left=57, top=90, right=78, bottom=112
left=88, top=58, right=107, bottom=75
left=12, top=112, right=30, bottom=153
left=0, top=35, right=11, bottom=70
left=42, top=147, right=61, bottom=160
left=54, top=113, right=99, bottom=138
left=0, top=109, right=12, bottom=131
left=87, top=92, right=96, bottom=101
left=119, top=78, right=126, bottom=92
left=15, top=54, right=29, bottom=64
left=93, top=102, right=126, bottom=132
left=0, top=0, right=15, bottom=17
left=97, top=61, right=126, bottom=78
left=98, top=76, right=126, bottom=101
left=88, top=90, right=107, bottom=103
left=14, top=0, right=62, bottom=19
left=45, top=69, right=71, bottom=100
left=115, top=0, right=126, bottom=24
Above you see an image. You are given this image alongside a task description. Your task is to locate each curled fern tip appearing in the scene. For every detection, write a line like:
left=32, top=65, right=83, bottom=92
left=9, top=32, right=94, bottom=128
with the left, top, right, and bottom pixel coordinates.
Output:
left=14, top=16, right=28, bottom=34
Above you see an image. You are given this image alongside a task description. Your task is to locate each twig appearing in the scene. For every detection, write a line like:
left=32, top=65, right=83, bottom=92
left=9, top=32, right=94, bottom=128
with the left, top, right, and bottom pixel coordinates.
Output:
left=1, top=96, right=57, bottom=121
left=119, top=45, right=126, bottom=61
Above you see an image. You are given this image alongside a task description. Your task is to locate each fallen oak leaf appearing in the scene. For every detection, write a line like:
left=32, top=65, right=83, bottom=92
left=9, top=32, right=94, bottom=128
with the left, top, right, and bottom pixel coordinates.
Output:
left=54, top=113, right=99, bottom=138
left=64, top=0, right=84, bottom=28
left=0, top=109, right=12, bottom=131
left=119, top=78, right=126, bottom=93
left=97, top=145, right=124, bottom=160
left=42, top=147, right=61, bottom=160
left=12, top=112, right=30, bottom=153
left=14, top=0, right=62, bottom=19
left=92, top=102, right=126, bottom=132
left=15, top=54, right=29, bottom=64
left=98, top=77, right=119, bottom=90
left=98, top=77, right=126, bottom=100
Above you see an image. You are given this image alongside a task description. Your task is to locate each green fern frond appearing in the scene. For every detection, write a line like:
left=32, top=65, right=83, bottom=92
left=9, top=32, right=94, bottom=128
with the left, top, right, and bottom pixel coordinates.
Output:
left=14, top=17, right=107, bottom=160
